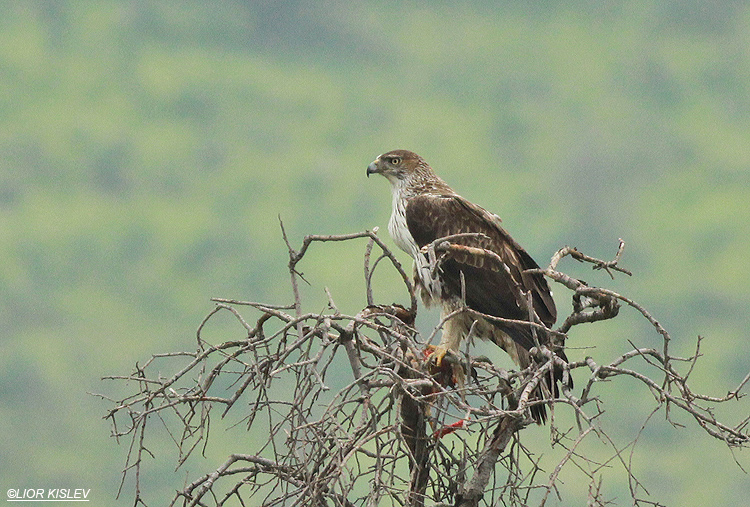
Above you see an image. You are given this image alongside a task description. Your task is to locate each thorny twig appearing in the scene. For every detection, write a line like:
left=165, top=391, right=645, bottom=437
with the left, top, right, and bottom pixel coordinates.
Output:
left=97, top=230, right=749, bottom=507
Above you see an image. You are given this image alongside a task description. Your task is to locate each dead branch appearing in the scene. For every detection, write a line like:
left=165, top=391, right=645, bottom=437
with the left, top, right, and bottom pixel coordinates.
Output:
left=97, top=231, right=749, bottom=507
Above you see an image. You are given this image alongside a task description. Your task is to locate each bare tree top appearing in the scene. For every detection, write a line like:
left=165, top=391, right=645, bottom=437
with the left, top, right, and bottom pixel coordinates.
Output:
left=96, top=226, right=749, bottom=507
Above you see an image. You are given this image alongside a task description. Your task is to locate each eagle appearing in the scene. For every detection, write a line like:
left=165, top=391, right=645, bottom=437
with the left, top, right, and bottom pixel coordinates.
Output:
left=367, top=149, right=568, bottom=423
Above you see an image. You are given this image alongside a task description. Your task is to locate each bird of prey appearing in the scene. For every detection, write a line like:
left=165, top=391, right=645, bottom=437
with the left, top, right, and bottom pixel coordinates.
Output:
left=367, top=149, right=568, bottom=423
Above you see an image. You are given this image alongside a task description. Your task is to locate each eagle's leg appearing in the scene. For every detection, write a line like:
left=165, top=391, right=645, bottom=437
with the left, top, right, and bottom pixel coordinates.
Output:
left=431, top=308, right=464, bottom=366
left=425, top=308, right=467, bottom=397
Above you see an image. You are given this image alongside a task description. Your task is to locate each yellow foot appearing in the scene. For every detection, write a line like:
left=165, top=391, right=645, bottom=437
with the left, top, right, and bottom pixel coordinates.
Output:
left=424, top=344, right=449, bottom=367
left=423, top=345, right=465, bottom=393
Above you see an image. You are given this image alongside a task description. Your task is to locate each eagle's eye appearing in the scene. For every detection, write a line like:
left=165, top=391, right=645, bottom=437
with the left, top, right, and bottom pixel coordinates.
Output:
left=390, top=157, right=402, bottom=165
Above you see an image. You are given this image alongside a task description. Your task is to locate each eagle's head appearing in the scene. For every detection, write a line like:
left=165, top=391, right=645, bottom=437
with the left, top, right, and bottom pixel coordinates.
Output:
left=366, top=150, right=427, bottom=185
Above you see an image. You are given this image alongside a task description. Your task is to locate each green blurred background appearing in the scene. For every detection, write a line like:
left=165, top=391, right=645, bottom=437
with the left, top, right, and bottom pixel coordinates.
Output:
left=1, top=1, right=748, bottom=505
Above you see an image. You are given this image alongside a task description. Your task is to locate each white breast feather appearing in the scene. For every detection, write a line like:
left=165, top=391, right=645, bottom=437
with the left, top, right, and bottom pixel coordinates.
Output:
left=388, top=191, right=414, bottom=255
left=388, top=185, right=441, bottom=302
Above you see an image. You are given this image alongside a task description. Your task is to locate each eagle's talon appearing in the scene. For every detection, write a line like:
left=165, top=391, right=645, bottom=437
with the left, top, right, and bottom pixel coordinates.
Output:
left=422, top=345, right=466, bottom=393
left=425, top=344, right=449, bottom=367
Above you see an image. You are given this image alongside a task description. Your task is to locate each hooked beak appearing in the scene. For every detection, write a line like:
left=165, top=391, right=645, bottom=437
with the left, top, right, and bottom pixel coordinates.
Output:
left=366, top=161, right=380, bottom=178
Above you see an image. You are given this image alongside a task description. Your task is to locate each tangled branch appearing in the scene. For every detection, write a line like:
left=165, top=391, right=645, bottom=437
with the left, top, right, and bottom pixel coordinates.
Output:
left=96, top=228, right=749, bottom=506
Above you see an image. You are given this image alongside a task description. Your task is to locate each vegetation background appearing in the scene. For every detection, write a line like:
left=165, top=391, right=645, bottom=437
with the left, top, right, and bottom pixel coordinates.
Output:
left=1, top=1, right=748, bottom=505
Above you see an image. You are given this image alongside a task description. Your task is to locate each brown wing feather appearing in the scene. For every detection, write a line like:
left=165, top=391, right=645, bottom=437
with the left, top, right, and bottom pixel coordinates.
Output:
left=406, top=194, right=556, bottom=351
left=453, top=197, right=557, bottom=326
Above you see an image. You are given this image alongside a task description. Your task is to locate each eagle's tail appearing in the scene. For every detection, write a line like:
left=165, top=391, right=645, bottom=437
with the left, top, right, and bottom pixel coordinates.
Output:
left=551, top=348, right=573, bottom=397
left=488, top=324, right=572, bottom=425
left=521, top=345, right=573, bottom=425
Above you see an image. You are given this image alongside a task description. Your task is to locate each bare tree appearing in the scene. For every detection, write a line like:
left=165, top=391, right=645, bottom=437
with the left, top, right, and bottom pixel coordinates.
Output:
left=97, top=225, right=749, bottom=507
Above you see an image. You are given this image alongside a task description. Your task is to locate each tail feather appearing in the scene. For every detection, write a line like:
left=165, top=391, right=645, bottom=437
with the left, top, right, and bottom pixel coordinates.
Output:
left=488, top=323, right=572, bottom=425
left=518, top=342, right=572, bottom=425
left=530, top=390, right=548, bottom=425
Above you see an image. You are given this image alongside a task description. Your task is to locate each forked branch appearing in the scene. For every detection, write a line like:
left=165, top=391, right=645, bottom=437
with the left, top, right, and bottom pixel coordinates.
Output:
left=97, top=231, right=749, bottom=507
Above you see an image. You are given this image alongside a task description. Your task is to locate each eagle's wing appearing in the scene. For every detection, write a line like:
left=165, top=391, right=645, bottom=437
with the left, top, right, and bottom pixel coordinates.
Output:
left=405, top=193, right=556, bottom=351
